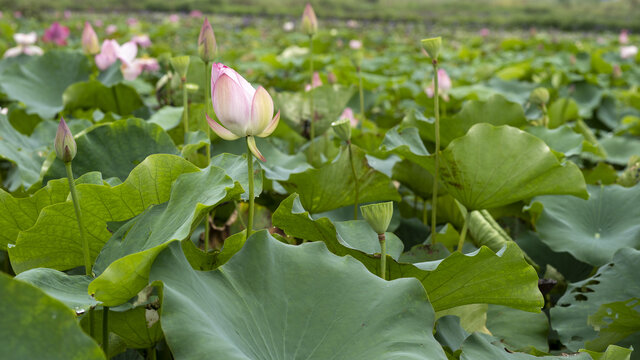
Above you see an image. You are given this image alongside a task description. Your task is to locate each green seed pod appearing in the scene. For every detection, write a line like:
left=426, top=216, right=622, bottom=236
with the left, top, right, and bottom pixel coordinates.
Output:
left=361, top=201, right=394, bottom=234
left=331, top=118, right=351, bottom=142
left=530, top=87, right=550, bottom=105
left=421, top=37, right=442, bottom=61
left=54, top=117, right=77, bottom=163
left=170, top=56, right=191, bottom=80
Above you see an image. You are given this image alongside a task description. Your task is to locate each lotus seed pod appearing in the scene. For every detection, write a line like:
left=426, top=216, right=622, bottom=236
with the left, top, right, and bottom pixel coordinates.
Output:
left=170, top=55, right=190, bottom=80
left=54, top=117, right=77, bottom=163
left=331, top=118, right=351, bottom=142
left=530, top=87, right=550, bottom=105
left=361, top=201, right=394, bottom=234
left=421, top=37, right=442, bottom=61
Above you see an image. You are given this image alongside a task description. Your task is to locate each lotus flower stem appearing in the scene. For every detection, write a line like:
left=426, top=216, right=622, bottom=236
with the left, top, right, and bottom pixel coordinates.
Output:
left=182, top=78, right=189, bottom=134
left=358, top=63, right=365, bottom=123
left=102, top=307, right=109, bottom=356
left=430, top=60, right=441, bottom=245
left=308, top=34, right=316, bottom=161
left=65, top=162, right=91, bottom=276
left=457, top=210, right=471, bottom=252
left=246, top=137, right=255, bottom=240
left=347, top=142, right=359, bottom=220
left=422, top=199, right=428, bottom=225
left=148, top=346, right=156, bottom=360
left=203, top=60, right=211, bottom=253
left=378, top=233, right=386, bottom=280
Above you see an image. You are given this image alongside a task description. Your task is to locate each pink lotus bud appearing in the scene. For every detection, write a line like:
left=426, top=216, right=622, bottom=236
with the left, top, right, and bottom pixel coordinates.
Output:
left=55, top=117, right=77, bottom=163
left=619, top=30, right=629, bottom=44
left=190, top=10, right=203, bottom=18
left=479, top=28, right=490, bottom=37
left=82, top=22, right=100, bottom=55
left=425, top=68, right=452, bottom=102
left=127, top=17, right=139, bottom=27
left=301, top=3, right=318, bottom=36
left=198, top=17, right=217, bottom=62
left=207, top=63, right=280, bottom=161
left=169, top=14, right=180, bottom=23
left=340, top=107, right=358, bottom=127
left=131, top=34, right=152, bottom=48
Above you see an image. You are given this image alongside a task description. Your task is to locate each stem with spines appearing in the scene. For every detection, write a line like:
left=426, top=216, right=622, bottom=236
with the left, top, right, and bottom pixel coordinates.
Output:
left=246, top=137, right=255, bottom=241
left=430, top=60, right=441, bottom=245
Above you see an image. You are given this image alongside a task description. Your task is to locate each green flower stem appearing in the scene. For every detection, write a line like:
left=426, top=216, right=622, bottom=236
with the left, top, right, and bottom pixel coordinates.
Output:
left=89, top=309, right=95, bottom=337
left=182, top=79, right=189, bottom=134
left=378, top=233, right=387, bottom=280
left=347, top=142, right=359, bottom=220
left=422, top=199, right=427, bottom=225
left=430, top=60, right=441, bottom=245
left=64, top=162, right=91, bottom=276
left=246, top=137, right=255, bottom=241
left=203, top=60, right=211, bottom=253
left=358, top=62, right=365, bottom=123
left=457, top=209, right=471, bottom=252
left=102, top=306, right=109, bottom=357
left=308, top=34, right=315, bottom=161
left=148, top=346, right=156, bottom=360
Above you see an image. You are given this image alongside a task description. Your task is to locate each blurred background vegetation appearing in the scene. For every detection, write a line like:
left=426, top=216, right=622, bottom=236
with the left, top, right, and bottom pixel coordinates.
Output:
left=1, top=0, right=638, bottom=31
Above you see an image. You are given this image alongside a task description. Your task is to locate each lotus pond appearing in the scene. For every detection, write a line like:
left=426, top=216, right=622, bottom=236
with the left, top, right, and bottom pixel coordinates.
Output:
left=0, top=6, right=639, bottom=360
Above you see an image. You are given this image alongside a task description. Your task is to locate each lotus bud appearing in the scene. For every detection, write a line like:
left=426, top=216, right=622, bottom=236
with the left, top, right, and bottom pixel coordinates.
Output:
left=361, top=201, right=393, bottom=235
left=301, top=3, right=318, bottom=36
left=81, top=22, right=100, bottom=55
left=170, top=56, right=190, bottom=81
left=55, top=117, right=77, bottom=163
left=198, top=17, right=217, bottom=62
left=421, top=37, right=442, bottom=62
left=331, top=118, right=351, bottom=142
left=530, top=87, right=550, bottom=106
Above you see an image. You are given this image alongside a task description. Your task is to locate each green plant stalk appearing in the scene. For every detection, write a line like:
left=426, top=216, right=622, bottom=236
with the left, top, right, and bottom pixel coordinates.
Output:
left=347, top=142, right=359, bottom=220
left=102, top=307, right=109, bottom=357
left=148, top=346, right=156, bottom=360
left=246, top=138, right=255, bottom=241
left=541, top=103, right=549, bottom=128
left=65, top=162, right=91, bottom=276
left=308, top=34, right=315, bottom=161
left=358, top=62, right=365, bottom=123
left=422, top=199, right=427, bottom=225
left=430, top=61, right=441, bottom=244
left=203, top=60, right=211, bottom=253
left=89, top=309, right=95, bottom=337
left=457, top=209, right=471, bottom=252
left=182, top=78, right=189, bottom=134
left=378, top=233, right=386, bottom=280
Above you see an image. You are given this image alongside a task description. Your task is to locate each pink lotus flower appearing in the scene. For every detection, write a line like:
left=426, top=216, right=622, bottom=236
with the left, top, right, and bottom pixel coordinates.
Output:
left=207, top=63, right=280, bottom=161
left=127, top=17, right=139, bottom=27
left=13, top=11, right=22, bottom=19
left=479, top=28, right=490, bottom=37
left=305, top=72, right=323, bottom=91
left=169, top=14, right=180, bottom=23
left=63, top=10, right=71, bottom=19
left=106, top=24, right=118, bottom=35
left=349, top=39, right=362, bottom=50
left=43, top=22, right=70, bottom=46
left=425, top=68, right=452, bottom=102
left=93, top=19, right=103, bottom=28
left=621, top=45, right=638, bottom=60
left=131, top=34, right=152, bottom=48
left=190, top=10, right=203, bottom=18
left=619, top=30, right=629, bottom=44
left=82, top=22, right=100, bottom=55
left=95, top=40, right=154, bottom=80
left=340, top=107, right=358, bottom=127
left=136, top=57, right=159, bottom=72
left=3, top=32, right=43, bottom=58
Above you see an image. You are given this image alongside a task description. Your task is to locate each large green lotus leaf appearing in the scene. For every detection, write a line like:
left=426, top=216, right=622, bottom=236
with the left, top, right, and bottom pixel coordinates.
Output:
left=43, top=118, right=179, bottom=184
left=15, top=268, right=97, bottom=313
left=89, top=164, right=243, bottom=306
left=405, top=95, right=527, bottom=146
left=0, top=50, right=90, bottom=119
left=596, top=135, right=640, bottom=166
left=281, top=145, right=400, bottom=213
left=0, top=273, right=105, bottom=360
left=526, top=125, right=585, bottom=157
left=436, top=304, right=489, bottom=334
left=63, top=80, right=144, bottom=116
left=550, top=248, right=640, bottom=352
left=273, top=194, right=543, bottom=312
left=149, top=231, right=448, bottom=360
left=548, top=98, right=580, bottom=129
left=148, top=106, right=183, bottom=131
left=581, top=345, right=634, bottom=360
left=531, top=184, right=640, bottom=266
left=392, top=159, right=437, bottom=199
left=435, top=315, right=470, bottom=351
left=486, top=305, right=550, bottom=352
left=210, top=153, right=262, bottom=202
left=438, top=124, right=588, bottom=210
left=9, top=155, right=199, bottom=273
left=380, top=126, right=434, bottom=172
left=449, top=78, right=538, bottom=105
left=459, top=333, right=591, bottom=360
left=570, top=82, right=604, bottom=118
left=83, top=307, right=163, bottom=350
left=334, top=220, right=404, bottom=260
left=0, top=114, right=48, bottom=191
left=586, top=299, right=640, bottom=352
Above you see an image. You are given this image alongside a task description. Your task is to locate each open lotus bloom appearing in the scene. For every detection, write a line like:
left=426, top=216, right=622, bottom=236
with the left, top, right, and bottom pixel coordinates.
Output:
left=43, top=22, right=70, bottom=46
left=425, top=68, right=452, bottom=102
left=95, top=40, right=156, bottom=80
left=3, top=32, right=43, bottom=58
left=620, top=45, right=638, bottom=60
left=207, top=63, right=280, bottom=161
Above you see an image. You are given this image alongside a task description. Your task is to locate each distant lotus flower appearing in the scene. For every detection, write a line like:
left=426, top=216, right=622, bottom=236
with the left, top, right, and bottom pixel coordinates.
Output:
left=425, top=68, right=452, bottom=102
left=3, top=32, right=43, bottom=58
left=346, top=19, right=359, bottom=28
left=305, top=72, right=323, bottom=91
left=169, top=14, right=180, bottom=23
left=283, top=21, right=295, bottom=32
left=340, top=107, right=358, bottom=127
left=349, top=39, right=362, bottom=50
left=190, top=10, right=203, bottom=18
left=479, top=28, right=490, bottom=37
left=82, top=22, right=100, bottom=55
left=14, top=11, right=22, bottom=18
left=0, top=107, right=7, bottom=115
left=131, top=34, right=152, bottom=48
left=198, top=17, right=217, bottom=62
left=137, top=57, right=160, bottom=72
left=55, top=117, right=77, bottom=163
left=301, top=3, right=318, bottom=36
left=93, top=19, right=103, bottom=27
left=619, top=30, right=629, bottom=44
left=207, top=63, right=280, bottom=161
left=95, top=40, right=152, bottom=80
left=327, top=71, right=337, bottom=84
left=127, top=17, right=139, bottom=27
left=621, top=45, right=638, bottom=60
left=63, top=10, right=71, bottom=19
left=43, top=22, right=70, bottom=46
left=106, top=24, right=118, bottom=35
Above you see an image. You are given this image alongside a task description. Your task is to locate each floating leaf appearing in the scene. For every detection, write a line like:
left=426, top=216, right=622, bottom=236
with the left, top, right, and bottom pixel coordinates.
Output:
left=63, top=80, right=144, bottom=116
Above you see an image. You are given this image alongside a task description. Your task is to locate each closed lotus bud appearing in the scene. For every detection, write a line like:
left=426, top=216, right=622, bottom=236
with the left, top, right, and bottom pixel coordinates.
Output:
left=198, top=17, right=217, bottom=62
left=301, top=3, right=318, bottom=36
left=170, top=56, right=190, bottom=80
left=55, top=117, right=77, bottom=163
left=81, top=22, right=100, bottom=55
left=421, top=37, right=442, bottom=61
left=361, top=201, right=393, bottom=235
left=331, top=118, right=351, bottom=142
left=530, top=87, right=550, bottom=105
